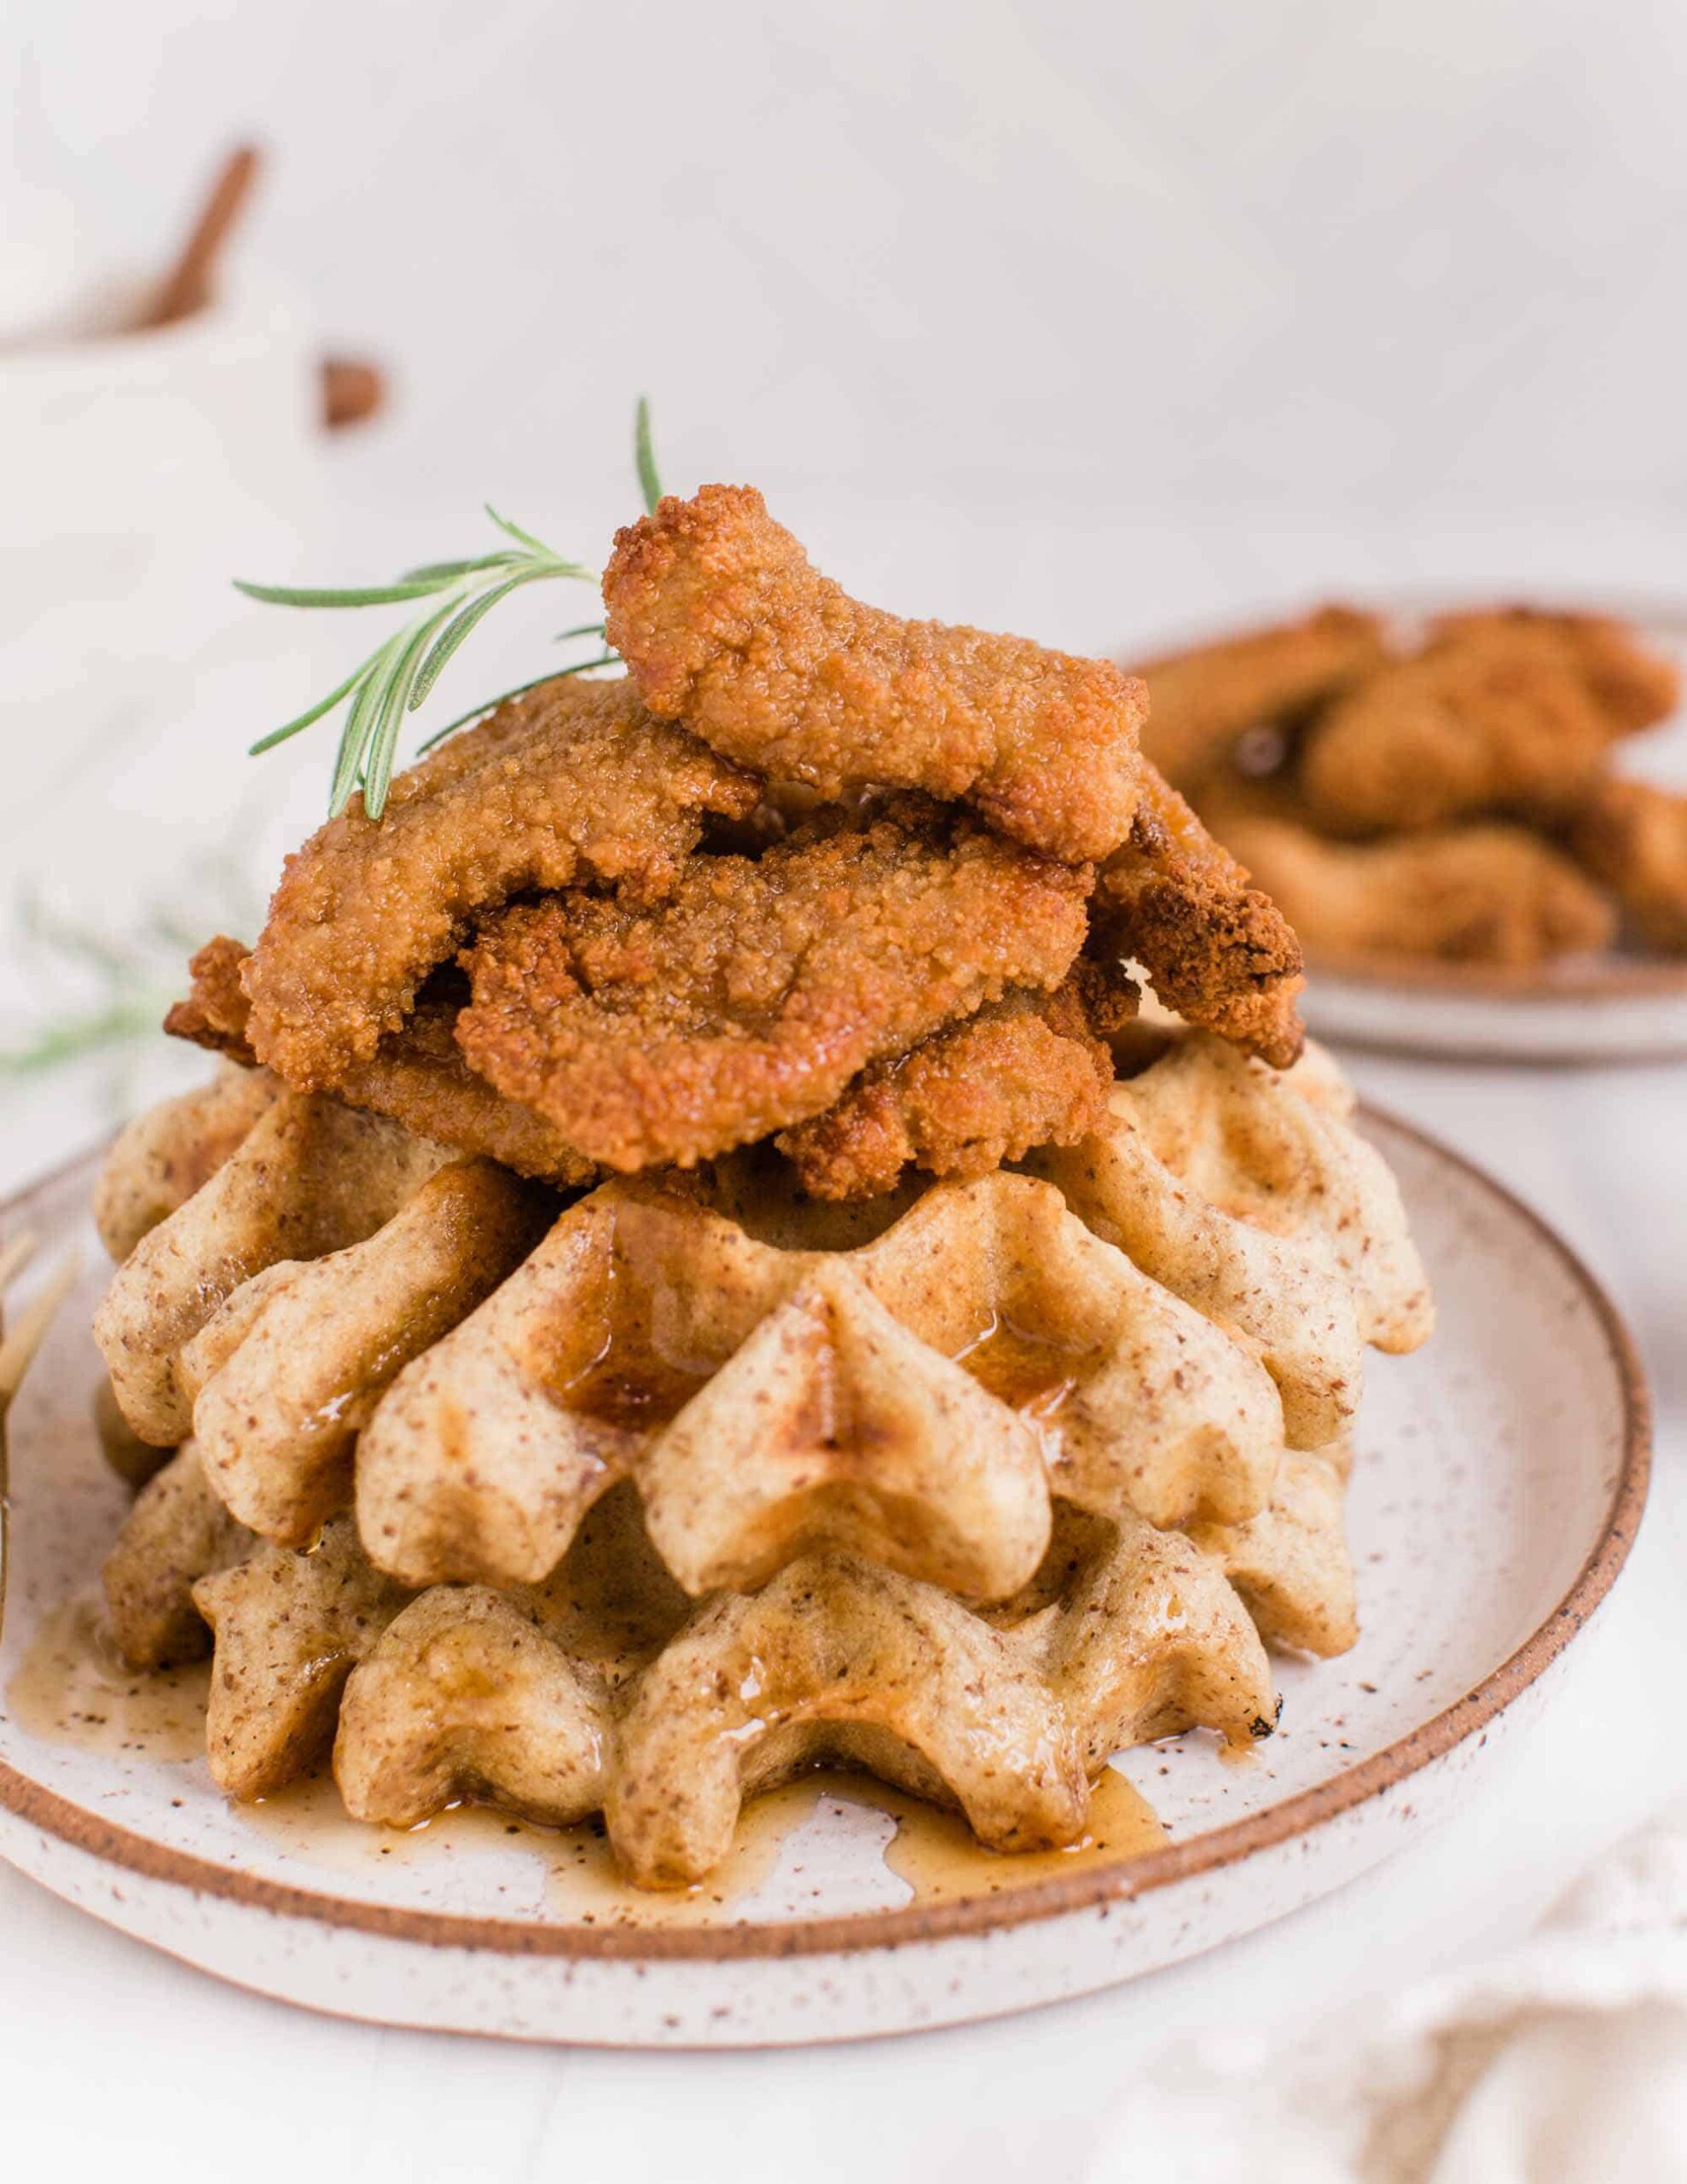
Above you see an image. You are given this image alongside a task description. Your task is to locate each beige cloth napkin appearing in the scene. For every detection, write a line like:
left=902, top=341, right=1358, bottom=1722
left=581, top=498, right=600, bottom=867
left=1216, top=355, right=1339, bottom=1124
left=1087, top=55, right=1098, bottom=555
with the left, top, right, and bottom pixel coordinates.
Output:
left=1089, top=1804, right=1687, bottom=2182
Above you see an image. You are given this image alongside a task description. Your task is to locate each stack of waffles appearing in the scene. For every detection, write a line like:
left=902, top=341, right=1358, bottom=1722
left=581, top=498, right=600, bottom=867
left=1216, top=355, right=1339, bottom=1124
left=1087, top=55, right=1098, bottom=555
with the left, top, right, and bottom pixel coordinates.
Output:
left=93, top=1025, right=1429, bottom=1886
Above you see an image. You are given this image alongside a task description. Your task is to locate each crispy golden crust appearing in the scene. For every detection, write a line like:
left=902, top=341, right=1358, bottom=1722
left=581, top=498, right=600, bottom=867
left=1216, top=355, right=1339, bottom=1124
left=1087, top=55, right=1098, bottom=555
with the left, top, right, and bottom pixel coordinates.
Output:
left=1566, top=777, right=1687, bottom=952
left=1220, top=816, right=1617, bottom=966
left=1429, top=607, right=1680, bottom=735
left=1298, top=613, right=1678, bottom=834
left=240, top=676, right=760, bottom=1091
left=603, top=485, right=1150, bottom=863
left=1129, top=604, right=1388, bottom=790
left=776, top=972, right=1131, bottom=1200
left=1091, top=776, right=1306, bottom=1069
left=456, top=807, right=1094, bottom=1170
left=167, top=937, right=597, bottom=1185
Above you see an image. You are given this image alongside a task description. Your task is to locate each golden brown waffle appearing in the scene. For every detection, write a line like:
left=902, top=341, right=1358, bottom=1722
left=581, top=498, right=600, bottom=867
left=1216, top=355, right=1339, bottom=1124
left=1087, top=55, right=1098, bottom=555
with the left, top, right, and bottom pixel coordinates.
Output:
left=91, top=1063, right=281, bottom=1265
left=94, top=1088, right=554, bottom=1472
left=94, top=1032, right=1424, bottom=1601
left=105, top=1451, right=1350, bottom=1885
left=1029, top=1030, right=1433, bottom=1445
left=90, top=1027, right=1423, bottom=1882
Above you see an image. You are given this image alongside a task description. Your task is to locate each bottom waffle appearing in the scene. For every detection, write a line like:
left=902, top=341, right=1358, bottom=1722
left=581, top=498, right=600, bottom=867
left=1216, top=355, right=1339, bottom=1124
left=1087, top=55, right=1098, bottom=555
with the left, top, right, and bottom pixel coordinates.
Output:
left=105, top=1441, right=1354, bottom=1888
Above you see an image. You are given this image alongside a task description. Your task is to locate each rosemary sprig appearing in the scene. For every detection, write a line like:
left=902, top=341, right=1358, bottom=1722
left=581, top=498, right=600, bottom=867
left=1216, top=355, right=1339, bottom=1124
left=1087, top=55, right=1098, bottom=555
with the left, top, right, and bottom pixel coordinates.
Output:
left=635, top=394, right=662, bottom=515
left=236, top=511, right=599, bottom=817
left=237, top=397, right=668, bottom=818
left=0, top=861, right=264, bottom=1083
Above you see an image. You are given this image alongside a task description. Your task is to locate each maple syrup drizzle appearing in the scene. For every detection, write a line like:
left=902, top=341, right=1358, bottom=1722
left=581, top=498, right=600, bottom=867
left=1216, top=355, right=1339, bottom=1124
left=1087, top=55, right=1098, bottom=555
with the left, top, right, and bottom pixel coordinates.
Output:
left=952, top=1311, right=1096, bottom=1421
left=5, top=1590, right=209, bottom=1763
left=10, top=1596, right=1167, bottom=1921
left=236, top=1767, right=1164, bottom=1923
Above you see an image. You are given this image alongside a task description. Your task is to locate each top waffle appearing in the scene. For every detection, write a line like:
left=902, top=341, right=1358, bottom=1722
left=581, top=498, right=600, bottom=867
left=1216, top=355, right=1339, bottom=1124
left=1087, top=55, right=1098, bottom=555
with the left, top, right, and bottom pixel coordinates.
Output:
left=95, top=1029, right=1429, bottom=1609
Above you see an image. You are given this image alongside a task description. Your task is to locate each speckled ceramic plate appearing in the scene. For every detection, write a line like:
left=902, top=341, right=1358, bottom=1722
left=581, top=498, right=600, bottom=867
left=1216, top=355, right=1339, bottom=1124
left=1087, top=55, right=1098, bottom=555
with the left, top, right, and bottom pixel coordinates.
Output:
left=0, top=1117, right=1648, bottom=2047
left=1145, top=594, right=1687, bottom=1062
left=1298, top=950, right=1687, bottom=1064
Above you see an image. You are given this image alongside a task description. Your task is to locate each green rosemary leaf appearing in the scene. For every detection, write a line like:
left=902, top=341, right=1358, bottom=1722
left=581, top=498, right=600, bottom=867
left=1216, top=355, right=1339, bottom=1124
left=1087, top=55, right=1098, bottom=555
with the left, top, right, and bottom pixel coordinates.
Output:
left=553, top=620, right=608, bottom=644
left=329, top=652, right=391, bottom=816
left=483, top=507, right=560, bottom=558
left=247, top=656, right=372, bottom=755
left=234, top=576, right=453, bottom=608
left=361, top=610, right=447, bottom=817
left=635, top=395, right=662, bottom=514
left=0, top=997, right=176, bottom=1075
left=409, top=569, right=553, bottom=712
left=239, top=491, right=613, bottom=807
left=399, top=552, right=525, bottom=584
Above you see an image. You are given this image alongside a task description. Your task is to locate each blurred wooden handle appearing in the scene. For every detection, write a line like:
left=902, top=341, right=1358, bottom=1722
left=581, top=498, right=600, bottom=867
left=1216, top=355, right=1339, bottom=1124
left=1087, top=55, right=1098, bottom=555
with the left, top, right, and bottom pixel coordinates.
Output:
left=322, top=355, right=388, bottom=430
left=144, top=144, right=263, bottom=328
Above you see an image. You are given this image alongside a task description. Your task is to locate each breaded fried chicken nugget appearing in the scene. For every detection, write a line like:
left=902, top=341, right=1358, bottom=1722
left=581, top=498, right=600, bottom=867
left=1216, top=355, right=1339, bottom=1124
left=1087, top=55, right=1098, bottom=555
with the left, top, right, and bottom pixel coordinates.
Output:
left=1090, top=776, right=1306, bottom=1068
left=169, top=936, right=596, bottom=1184
left=1130, top=604, right=1388, bottom=791
left=241, top=676, right=760, bottom=1091
left=776, top=970, right=1133, bottom=1200
left=602, top=485, right=1149, bottom=863
left=1566, top=777, right=1687, bottom=952
left=456, top=804, right=1094, bottom=1170
left=1220, top=817, right=1617, bottom=967
left=1429, top=607, right=1679, bottom=735
left=1299, top=611, right=1678, bottom=835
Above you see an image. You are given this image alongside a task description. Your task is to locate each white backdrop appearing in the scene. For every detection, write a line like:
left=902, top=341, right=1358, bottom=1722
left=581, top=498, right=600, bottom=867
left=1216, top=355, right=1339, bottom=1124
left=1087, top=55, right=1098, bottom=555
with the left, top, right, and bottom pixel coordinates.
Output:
left=10, top=0, right=1687, bottom=518
left=7, top=11, right=1687, bottom=2179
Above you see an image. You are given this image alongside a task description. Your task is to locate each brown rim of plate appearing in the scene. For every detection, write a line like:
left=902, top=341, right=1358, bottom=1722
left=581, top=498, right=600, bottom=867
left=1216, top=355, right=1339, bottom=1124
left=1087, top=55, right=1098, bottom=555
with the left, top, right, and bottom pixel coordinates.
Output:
left=0, top=1108, right=1652, bottom=1965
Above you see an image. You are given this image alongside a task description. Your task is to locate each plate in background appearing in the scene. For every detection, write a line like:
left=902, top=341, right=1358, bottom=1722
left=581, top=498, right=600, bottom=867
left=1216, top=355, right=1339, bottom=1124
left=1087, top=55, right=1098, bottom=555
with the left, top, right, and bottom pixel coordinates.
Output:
left=0, top=1118, right=1649, bottom=2047
left=1141, top=595, right=1687, bottom=1062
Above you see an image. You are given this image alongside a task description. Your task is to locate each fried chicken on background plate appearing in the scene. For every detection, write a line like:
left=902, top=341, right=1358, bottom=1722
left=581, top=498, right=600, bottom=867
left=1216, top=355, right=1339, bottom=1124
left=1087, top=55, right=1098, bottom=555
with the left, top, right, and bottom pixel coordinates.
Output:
left=1567, top=777, right=1687, bottom=951
left=1217, top=818, right=1617, bottom=967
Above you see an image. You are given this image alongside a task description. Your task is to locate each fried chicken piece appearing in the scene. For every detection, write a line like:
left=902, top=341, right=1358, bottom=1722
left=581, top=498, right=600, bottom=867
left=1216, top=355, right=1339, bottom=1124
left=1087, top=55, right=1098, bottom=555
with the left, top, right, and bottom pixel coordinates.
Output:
left=776, top=970, right=1133, bottom=1200
left=456, top=806, right=1094, bottom=1171
left=1089, top=775, right=1306, bottom=1069
left=241, top=675, right=761, bottom=1092
left=1299, top=612, right=1678, bottom=835
left=602, top=484, right=1149, bottom=863
left=1129, top=604, right=1388, bottom=791
left=168, top=937, right=596, bottom=1184
left=1429, top=607, right=1679, bottom=735
left=1219, top=817, right=1616, bottom=967
left=1565, top=778, right=1687, bottom=952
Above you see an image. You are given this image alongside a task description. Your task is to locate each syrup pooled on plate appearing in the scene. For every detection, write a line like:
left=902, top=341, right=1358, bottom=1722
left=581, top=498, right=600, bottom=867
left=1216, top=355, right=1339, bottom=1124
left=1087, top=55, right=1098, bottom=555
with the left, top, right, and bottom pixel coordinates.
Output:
left=237, top=1765, right=1166, bottom=1925
left=6, top=1589, right=209, bottom=1763
left=8, top=1593, right=1169, bottom=1925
